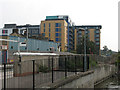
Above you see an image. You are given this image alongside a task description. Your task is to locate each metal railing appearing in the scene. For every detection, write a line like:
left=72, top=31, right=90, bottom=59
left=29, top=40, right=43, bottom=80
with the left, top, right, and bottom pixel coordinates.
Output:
left=2, top=55, right=90, bottom=89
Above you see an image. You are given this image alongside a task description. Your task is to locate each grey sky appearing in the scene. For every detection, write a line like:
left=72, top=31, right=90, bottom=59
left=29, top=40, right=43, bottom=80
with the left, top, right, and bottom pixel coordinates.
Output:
left=0, top=0, right=119, bottom=51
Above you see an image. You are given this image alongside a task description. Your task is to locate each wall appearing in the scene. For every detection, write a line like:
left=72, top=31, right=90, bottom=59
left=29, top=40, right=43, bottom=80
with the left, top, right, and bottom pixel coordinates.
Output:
left=45, top=64, right=116, bottom=89
left=94, top=64, right=116, bottom=84
left=13, top=55, right=59, bottom=77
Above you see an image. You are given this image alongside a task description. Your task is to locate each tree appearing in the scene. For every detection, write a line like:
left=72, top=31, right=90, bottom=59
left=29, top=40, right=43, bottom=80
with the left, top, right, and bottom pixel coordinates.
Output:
left=76, top=35, right=99, bottom=55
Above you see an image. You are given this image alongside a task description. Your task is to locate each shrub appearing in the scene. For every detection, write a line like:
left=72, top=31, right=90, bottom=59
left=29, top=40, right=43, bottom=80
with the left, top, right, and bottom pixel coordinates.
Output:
left=39, top=65, right=50, bottom=73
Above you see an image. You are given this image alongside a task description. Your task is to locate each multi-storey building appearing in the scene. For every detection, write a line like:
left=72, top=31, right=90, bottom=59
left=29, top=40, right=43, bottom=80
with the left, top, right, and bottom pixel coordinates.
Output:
left=74, top=25, right=102, bottom=55
left=3, top=24, right=40, bottom=37
left=40, top=15, right=74, bottom=52
left=17, top=24, right=40, bottom=37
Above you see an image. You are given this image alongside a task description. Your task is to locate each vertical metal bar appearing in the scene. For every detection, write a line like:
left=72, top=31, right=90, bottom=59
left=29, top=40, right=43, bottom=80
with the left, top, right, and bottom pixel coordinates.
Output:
left=33, top=60, right=35, bottom=90
left=87, top=56, right=89, bottom=70
left=52, top=57, right=54, bottom=83
left=65, top=56, right=67, bottom=78
left=84, top=29, right=87, bottom=72
left=75, top=56, right=77, bottom=74
left=83, top=56, right=85, bottom=72
left=26, top=27, right=28, bottom=52
left=4, top=63, right=6, bottom=90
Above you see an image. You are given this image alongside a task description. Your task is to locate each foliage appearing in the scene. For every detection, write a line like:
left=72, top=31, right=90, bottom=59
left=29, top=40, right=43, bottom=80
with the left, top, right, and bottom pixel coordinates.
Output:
left=76, top=35, right=99, bottom=55
left=89, top=56, right=97, bottom=68
left=39, top=65, right=50, bottom=73
left=102, top=45, right=113, bottom=56
left=66, top=59, right=83, bottom=71
left=66, top=60, right=75, bottom=70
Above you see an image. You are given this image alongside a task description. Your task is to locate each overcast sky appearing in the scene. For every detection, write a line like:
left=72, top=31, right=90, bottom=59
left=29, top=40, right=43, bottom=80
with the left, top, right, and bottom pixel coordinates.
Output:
left=0, top=0, right=119, bottom=51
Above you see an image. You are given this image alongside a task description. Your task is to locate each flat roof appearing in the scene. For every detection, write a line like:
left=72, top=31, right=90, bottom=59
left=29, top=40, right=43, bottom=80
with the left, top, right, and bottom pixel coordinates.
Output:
left=13, top=52, right=59, bottom=56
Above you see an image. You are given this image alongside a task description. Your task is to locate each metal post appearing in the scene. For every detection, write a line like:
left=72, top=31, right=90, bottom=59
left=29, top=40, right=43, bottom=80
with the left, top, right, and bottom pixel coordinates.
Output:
left=84, top=28, right=87, bottom=72
left=52, top=57, right=54, bottom=83
left=75, top=56, right=77, bottom=74
left=87, top=56, right=89, bottom=70
left=4, top=63, right=6, bottom=90
left=33, top=60, right=35, bottom=90
left=65, top=56, right=67, bottom=78
left=26, top=28, right=28, bottom=52
left=18, top=37, right=20, bottom=56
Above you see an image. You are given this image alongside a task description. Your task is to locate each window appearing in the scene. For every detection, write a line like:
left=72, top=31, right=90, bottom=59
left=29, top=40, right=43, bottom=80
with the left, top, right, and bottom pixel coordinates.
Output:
left=42, top=33, right=45, bottom=36
left=96, top=38, right=99, bottom=41
left=96, top=42, right=99, bottom=45
left=44, top=29, right=45, bottom=32
left=44, top=23, right=45, bottom=27
left=32, top=30, right=38, bottom=34
left=85, top=31, right=88, bottom=33
left=55, top=23, right=61, bottom=27
left=49, top=28, right=50, bottom=32
left=55, top=28, right=61, bottom=32
left=56, top=38, right=61, bottom=42
left=49, top=33, right=50, bottom=37
left=2, top=30, right=8, bottom=34
left=56, top=33, right=61, bottom=37
left=96, top=30, right=99, bottom=33
left=95, top=34, right=99, bottom=37
left=49, top=23, right=50, bottom=27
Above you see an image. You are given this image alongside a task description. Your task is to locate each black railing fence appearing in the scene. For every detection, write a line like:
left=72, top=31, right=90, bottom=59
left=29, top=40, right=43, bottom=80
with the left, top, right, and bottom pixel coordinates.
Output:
left=2, top=55, right=90, bottom=89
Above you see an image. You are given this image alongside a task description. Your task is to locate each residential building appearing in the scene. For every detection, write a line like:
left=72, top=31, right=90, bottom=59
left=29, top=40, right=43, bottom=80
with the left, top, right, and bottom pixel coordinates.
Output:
left=3, top=24, right=40, bottom=37
left=74, top=25, right=102, bottom=55
left=40, top=15, right=74, bottom=52
left=16, top=24, right=40, bottom=37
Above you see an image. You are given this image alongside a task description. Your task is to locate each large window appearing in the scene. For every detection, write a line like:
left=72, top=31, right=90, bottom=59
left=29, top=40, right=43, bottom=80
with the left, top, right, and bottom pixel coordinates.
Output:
left=44, top=23, right=45, bottom=27
left=49, top=33, right=50, bottom=37
left=95, top=34, right=99, bottom=37
left=49, top=28, right=50, bottom=32
left=49, top=23, right=50, bottom=27
left=56, top=33, right=61, bottom=37
left=55, top=23, right=61, bottom=27
left=44, top=29, right=45, bottom=32
left=56, top=38, right=61, bottom=42
left=55, top=28, right=61, bottom=32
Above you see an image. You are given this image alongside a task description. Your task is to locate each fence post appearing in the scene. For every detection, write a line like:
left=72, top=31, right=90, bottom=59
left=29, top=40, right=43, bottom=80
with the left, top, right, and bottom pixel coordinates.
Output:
left=87, top=56, right=89, bottom=70
left=33, top=60, right=35, bottom=90
left=4, top=63, right=6, bottom=90
left=75, top=56, right=77, bottom=74
left=52, top=57, right=54, bottom=83
left=83, top=56, right=85, bottom=72
left=65, top=56, right=67, bottom=78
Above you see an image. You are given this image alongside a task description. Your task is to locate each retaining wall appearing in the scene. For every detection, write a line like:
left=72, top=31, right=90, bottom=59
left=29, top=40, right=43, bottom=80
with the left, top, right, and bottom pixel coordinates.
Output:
left=44, top=64, right=116, bottom=89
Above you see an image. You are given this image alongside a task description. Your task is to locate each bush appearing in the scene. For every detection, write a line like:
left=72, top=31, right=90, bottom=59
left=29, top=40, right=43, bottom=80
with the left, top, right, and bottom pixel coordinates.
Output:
left=39, top=65, right=50, bottom=73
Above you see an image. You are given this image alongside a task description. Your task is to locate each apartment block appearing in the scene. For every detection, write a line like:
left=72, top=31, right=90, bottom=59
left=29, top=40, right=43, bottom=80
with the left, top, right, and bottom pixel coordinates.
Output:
left=40, top=15, right=74, bottom=52
left=74, top=25, right=102, bottom=55
left=3, top=24, right=40, bottom=37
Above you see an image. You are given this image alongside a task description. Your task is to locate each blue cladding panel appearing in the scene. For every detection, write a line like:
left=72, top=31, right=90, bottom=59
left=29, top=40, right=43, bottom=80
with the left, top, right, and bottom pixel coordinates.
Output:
left=9, top=36, right=58, bottom=51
